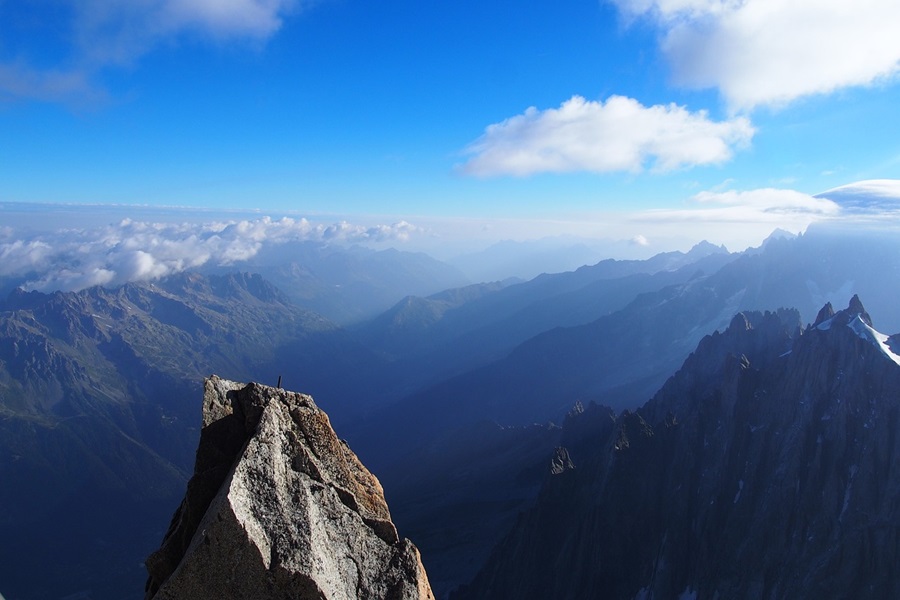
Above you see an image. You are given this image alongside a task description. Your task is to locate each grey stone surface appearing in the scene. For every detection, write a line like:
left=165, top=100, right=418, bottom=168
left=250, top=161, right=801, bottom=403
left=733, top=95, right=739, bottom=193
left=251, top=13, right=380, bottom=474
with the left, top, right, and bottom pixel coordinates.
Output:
left=146, top=376, right=433, bottom=600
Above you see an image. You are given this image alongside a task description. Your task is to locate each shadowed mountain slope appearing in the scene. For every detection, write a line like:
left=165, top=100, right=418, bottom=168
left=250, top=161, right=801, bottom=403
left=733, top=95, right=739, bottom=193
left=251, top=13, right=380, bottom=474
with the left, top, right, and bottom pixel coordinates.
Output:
left=357, top=229, right=900, bottom=596
left=354, top=242, right=735, bottom=395
left=0, top=272, right=381, bottom=600
left=456, top=297, right=900, bottom=599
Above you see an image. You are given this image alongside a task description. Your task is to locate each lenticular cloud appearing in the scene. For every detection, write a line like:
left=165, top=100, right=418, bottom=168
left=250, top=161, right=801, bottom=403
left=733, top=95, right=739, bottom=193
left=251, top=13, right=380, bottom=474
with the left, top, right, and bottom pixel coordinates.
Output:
left=0, top=216, right=420, bottom=293
left=635, top=187, right=841, bottom=226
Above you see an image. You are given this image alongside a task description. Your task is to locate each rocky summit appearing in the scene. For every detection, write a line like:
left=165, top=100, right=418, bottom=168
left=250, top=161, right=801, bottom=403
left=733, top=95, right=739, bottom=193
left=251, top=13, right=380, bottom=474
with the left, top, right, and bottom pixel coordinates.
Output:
left=145, top=376, right=434, bottom=600
left=456, top=296, right=900, bottom=600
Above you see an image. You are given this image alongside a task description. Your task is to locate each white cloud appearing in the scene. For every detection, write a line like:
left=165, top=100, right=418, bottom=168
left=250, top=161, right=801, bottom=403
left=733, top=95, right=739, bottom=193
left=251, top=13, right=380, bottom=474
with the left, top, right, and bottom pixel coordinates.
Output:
left=820, top=179, right=900, bottom=200
left=159, top=0, right=294, bottom=38
left=613, top=0, right=900, bottom=110
left=74, top=0, right=299, bottom=66
left=615, top=0, right=751, bottom=21
left=0, top=62, right=105, bottom=106
left=459, top=95, right=754, bottom=177
left=816, top=179, right=900, bottom=217
left=631, top=234, right=650, bottom=246
left=692, top=188, right=840, bottom=215
left=0, top=216, right=421, bottom=293
left=322, top=220, right=419, bottom=242
left=618, top=187, right=840, bottom=251
left=0, top=0, right=299, bottom=104
left=0, top=240, right=55, bottom=274
left=639, top=188, right=840, bottom=225
left=624, top=183, right=900, bottom=250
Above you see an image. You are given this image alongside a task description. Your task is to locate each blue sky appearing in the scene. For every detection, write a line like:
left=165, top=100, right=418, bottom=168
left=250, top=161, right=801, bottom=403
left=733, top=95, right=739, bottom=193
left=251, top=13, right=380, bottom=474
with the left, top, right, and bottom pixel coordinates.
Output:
left=2, top=0, right=900, bottom=257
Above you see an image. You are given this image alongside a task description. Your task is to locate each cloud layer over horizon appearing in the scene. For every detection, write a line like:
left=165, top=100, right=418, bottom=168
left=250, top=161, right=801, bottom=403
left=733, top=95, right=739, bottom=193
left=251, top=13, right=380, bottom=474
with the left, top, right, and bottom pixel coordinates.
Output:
left=5, top=179, right=899, bottom=295
left=0, top=216, right=419, bottom=293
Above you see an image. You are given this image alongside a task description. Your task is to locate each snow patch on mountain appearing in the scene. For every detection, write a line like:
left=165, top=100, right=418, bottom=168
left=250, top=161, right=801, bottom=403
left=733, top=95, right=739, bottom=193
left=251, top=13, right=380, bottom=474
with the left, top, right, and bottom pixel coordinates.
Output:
left=847, top=315, right=900, bottom=367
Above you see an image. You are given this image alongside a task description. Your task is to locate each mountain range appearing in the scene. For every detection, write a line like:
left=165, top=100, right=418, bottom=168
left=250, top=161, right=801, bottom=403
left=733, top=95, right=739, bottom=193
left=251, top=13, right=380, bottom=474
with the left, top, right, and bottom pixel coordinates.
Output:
left=455, top=296, right=900, bottom=599
left=205, top=240, right=470, bottom=324
left=2, top=225, right=900, bottom=599
left=352, top=225, right=900, bottom=595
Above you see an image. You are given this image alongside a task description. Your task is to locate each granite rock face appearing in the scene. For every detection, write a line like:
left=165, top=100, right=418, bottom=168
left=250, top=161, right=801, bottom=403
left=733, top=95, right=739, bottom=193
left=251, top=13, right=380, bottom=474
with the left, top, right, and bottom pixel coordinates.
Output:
left=456, top=297, right=900, bottom=600
left=145, top=376, right=434, bottom=600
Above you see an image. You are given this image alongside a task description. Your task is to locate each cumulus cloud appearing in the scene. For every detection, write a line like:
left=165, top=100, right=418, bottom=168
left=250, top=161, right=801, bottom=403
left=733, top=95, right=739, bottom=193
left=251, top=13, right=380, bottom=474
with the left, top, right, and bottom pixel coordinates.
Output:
left=0, top=0, right=299, bottom=104
left=459, top=95, right=754, bottom=177
left=630, top=234, right=650, bottom=246
left=0, top=216, right=421, bottom=293
left=0, top=240, right=56, bottom=274
left=613, top=0, right=900, bottom=110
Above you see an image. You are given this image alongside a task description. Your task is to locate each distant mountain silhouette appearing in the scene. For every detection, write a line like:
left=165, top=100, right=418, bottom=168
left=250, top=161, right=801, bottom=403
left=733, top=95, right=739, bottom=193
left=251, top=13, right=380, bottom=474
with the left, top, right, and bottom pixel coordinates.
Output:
left=354, top=241, right=734, bottom=392
left=205, top=240, right=470, bottom=324
left=354, top=227, right=900, bottom=595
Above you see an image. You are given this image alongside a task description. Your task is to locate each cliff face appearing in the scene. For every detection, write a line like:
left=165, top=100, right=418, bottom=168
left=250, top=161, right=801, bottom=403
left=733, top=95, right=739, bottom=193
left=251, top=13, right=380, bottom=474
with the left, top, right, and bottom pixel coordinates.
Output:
left=0, top=272, right=385, bottom=600
left=456, top=297, right=900, bottom=600
left=145, top=376, right=433, bottom=600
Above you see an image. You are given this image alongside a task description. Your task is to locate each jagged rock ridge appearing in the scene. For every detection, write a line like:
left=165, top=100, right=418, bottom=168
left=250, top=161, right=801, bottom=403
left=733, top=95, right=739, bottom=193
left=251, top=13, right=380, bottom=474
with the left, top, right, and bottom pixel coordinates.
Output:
left=456, top=296, right=900, bottom=599
left=145, top=376, right=433, bottom=600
